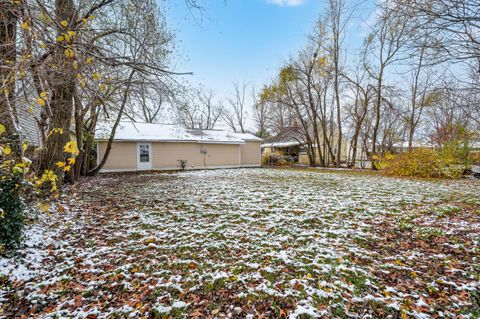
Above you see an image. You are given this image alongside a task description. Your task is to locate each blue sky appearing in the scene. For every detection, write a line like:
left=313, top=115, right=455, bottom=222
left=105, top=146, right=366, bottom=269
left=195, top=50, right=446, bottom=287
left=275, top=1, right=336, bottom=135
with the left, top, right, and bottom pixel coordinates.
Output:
left=165, top=0, right=373, bottom=101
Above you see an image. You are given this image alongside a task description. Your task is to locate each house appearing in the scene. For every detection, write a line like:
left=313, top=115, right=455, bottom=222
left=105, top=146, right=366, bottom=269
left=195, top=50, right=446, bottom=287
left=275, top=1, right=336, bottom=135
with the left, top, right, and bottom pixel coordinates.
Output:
left=94, top=122, right=262, bottom=172
left=261, top=127, right=304, bottom=161
left=261, top=125, right=352, bottom=166
left=13, top=83, right=43, bottom=147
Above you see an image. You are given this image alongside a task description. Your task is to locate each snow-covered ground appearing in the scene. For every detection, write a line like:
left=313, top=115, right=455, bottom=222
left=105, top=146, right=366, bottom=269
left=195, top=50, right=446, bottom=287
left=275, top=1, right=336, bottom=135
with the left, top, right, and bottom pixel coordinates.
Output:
left=1, top=169, right=479, bottom=318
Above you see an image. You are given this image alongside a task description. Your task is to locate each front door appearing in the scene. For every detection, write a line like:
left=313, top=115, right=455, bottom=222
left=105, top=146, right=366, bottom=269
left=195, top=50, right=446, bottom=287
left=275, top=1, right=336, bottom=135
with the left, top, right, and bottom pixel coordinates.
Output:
left=137, top=143, right=152, bottom=170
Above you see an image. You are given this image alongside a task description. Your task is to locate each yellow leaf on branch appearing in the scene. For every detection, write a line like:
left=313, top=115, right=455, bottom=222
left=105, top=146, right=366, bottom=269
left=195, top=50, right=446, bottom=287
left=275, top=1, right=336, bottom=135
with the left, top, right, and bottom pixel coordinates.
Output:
left=56, top=161, right=66, bottom=168
left=63, top=141, right=79, bottom=155
left=37, top=98, right=46, bottom=106
left=64, top=48, right=75, bottom=58
left=20, top=21, right=30, bottom=30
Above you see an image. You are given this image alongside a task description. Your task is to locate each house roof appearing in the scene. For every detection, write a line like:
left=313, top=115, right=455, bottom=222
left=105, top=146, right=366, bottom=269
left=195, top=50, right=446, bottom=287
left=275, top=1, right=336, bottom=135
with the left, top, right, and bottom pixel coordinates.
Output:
left=230, top=132, right=262, bottom=142
left=391, top=141, right=435, bottom=149
left=391, top=139, right=480, bottom=150
left=261, top=127, right=304, bottom=148
left=95, top=121, right=260, bottom=144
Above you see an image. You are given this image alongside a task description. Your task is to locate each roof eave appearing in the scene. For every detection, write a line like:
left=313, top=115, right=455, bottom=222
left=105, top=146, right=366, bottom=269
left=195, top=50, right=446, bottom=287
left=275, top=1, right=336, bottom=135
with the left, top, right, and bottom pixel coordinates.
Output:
left=94, top=138, right=245, bottom=145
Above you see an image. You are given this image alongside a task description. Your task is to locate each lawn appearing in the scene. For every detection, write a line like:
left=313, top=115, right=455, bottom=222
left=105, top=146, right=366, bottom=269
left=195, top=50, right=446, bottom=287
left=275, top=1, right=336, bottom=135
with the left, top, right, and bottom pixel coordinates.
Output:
left=1, top=168, right=480, bottom=318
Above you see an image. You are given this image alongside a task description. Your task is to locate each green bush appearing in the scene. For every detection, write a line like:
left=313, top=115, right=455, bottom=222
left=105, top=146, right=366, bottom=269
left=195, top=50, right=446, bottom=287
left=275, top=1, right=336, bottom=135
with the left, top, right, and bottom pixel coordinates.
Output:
left=0, top=124, right=60, bottom=254
left=0, top=175, right=25, bottom=252
left=0, top=125, right=28, bottom=254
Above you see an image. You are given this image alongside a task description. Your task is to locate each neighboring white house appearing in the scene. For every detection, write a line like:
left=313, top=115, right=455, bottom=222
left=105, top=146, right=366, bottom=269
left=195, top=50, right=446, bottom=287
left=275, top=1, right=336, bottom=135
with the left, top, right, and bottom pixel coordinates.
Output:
left=95, top=121, right=262, bottom=172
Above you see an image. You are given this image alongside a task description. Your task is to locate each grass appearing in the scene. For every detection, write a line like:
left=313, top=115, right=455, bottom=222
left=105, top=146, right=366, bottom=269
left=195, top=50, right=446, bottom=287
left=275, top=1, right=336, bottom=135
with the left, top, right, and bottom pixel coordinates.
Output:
left=1, top=168, right=479, bottom=318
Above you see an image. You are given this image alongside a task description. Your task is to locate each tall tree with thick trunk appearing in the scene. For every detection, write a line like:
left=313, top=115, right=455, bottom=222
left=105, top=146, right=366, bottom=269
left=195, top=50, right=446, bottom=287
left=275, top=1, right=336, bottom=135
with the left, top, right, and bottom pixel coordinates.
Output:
left=0, top=2, right=18, bottom=137
left=38, top=0, right=77, bottom=181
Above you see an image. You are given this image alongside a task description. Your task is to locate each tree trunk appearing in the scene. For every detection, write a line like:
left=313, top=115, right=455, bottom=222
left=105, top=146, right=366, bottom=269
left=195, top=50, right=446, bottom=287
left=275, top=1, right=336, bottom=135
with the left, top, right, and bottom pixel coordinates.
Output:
left=0, top=3, right=18, bottom=137
left=82, top=106, right=99, bottom=176
left=38, top=81, right=75, bottom=177
left=88, top=70, right=135, bottom=175
left=314, top=127, right=325, bottom=167
left=350, top=129, right=360, bottom=167
left=38, top=0, right=76, bottom=184
left=73, top=89, right=84, bottom=180
left=333, top=55, right=342, bottom=168
left=306, top=134, right=316, bottom=167
left=371, top=68, right=384, bottom=170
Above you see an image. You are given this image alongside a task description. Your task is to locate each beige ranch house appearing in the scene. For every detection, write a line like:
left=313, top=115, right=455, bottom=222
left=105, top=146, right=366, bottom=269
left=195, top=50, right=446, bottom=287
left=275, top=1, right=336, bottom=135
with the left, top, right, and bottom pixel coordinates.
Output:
left=95, top=122, right=262, bottom=172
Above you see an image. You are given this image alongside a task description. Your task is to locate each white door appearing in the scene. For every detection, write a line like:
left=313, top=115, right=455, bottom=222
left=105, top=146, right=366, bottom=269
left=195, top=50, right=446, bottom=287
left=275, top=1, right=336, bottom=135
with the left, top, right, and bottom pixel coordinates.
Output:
left=137, top=143, right=152, bottom=170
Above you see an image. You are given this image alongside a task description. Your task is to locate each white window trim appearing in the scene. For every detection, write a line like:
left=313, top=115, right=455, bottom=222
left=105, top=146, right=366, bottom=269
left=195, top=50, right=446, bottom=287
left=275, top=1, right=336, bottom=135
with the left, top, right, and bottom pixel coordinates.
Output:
left=136, top=142, right=153, bottom=170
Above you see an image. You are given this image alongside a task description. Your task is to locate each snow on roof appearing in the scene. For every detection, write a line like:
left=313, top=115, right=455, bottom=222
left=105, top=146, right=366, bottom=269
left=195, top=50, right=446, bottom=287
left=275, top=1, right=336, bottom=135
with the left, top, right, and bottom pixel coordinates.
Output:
left=261, top=127, right=304, bottom=149
left=391, top=139, right=480, bottom=149
left=230, top=132, right=262, bottom=142
left=261, top=141, right=303, bottom=148
left=391, top=141, right=435, bottom=149
left=95, top=122, right=260, bottom=144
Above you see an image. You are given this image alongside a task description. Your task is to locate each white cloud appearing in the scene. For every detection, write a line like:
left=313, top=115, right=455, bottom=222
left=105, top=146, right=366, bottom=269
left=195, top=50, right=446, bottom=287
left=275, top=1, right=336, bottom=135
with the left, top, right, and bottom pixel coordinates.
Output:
left=266, top=0, right=305, bottom=7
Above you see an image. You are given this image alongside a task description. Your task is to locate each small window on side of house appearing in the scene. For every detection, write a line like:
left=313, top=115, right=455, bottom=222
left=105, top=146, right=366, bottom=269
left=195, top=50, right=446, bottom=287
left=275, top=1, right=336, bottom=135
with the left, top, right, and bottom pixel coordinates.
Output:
left=140, top=144, right=150, bottom=162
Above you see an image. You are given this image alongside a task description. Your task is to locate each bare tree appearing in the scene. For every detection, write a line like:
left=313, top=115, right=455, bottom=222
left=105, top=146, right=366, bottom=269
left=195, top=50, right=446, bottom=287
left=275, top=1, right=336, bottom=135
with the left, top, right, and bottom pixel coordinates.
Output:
left=404, top=35, right=439, bottom=150
left=223, top=81, right=249, bottom=133
left=88, top=0, right=181, bottom=175
left=342, top=60, right=373, bottom=167
left=125, top=79, right=176, bottom=123
left=363, top=0, right=409, bottom=168
left=177, top=88, right=224, bottom=130
left=379, top=90, right=404, bottom=152
left=397, top=0, right=480, bottom=68
left=324, top=0, right=355, bottom=167
left=259, top=84, right=292, bottom=134
left=0, top=2, right=19, bottom=138
left=251, top=86, right=269, bottom=138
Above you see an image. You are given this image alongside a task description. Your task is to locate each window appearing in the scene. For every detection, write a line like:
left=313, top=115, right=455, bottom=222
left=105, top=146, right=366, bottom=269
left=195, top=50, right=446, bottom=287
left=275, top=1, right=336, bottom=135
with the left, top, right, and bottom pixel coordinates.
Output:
left=139, top=144, right=150, bottom=162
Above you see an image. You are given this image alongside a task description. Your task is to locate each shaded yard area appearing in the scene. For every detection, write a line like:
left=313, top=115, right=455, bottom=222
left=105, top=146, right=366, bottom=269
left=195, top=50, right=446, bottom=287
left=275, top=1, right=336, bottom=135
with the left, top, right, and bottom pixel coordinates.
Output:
left=1, top=169, right=480, bottom=318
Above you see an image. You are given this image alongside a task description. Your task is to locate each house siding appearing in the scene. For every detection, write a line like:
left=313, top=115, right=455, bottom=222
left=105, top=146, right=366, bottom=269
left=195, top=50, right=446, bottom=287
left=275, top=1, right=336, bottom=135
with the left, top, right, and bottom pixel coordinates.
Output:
left=240, top=141, right=261, bottom=166
left=97, top=141, right=137, bottom=170
left=152, top=142, right=240, bottom=169
left=297, top=138, right=350, bottom=165
left=97, top=141, right=259, bottom=171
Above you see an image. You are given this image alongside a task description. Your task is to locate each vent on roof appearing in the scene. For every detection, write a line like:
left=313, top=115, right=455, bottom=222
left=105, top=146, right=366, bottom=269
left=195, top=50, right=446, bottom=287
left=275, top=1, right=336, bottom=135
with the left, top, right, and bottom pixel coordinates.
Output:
left=186, top=129, right=206, bottom=137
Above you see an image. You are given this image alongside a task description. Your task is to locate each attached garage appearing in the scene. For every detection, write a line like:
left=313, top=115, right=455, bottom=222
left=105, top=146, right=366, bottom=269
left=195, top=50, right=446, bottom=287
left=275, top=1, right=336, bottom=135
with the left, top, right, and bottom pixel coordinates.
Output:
left=95, top=122, right=262, bottom=172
